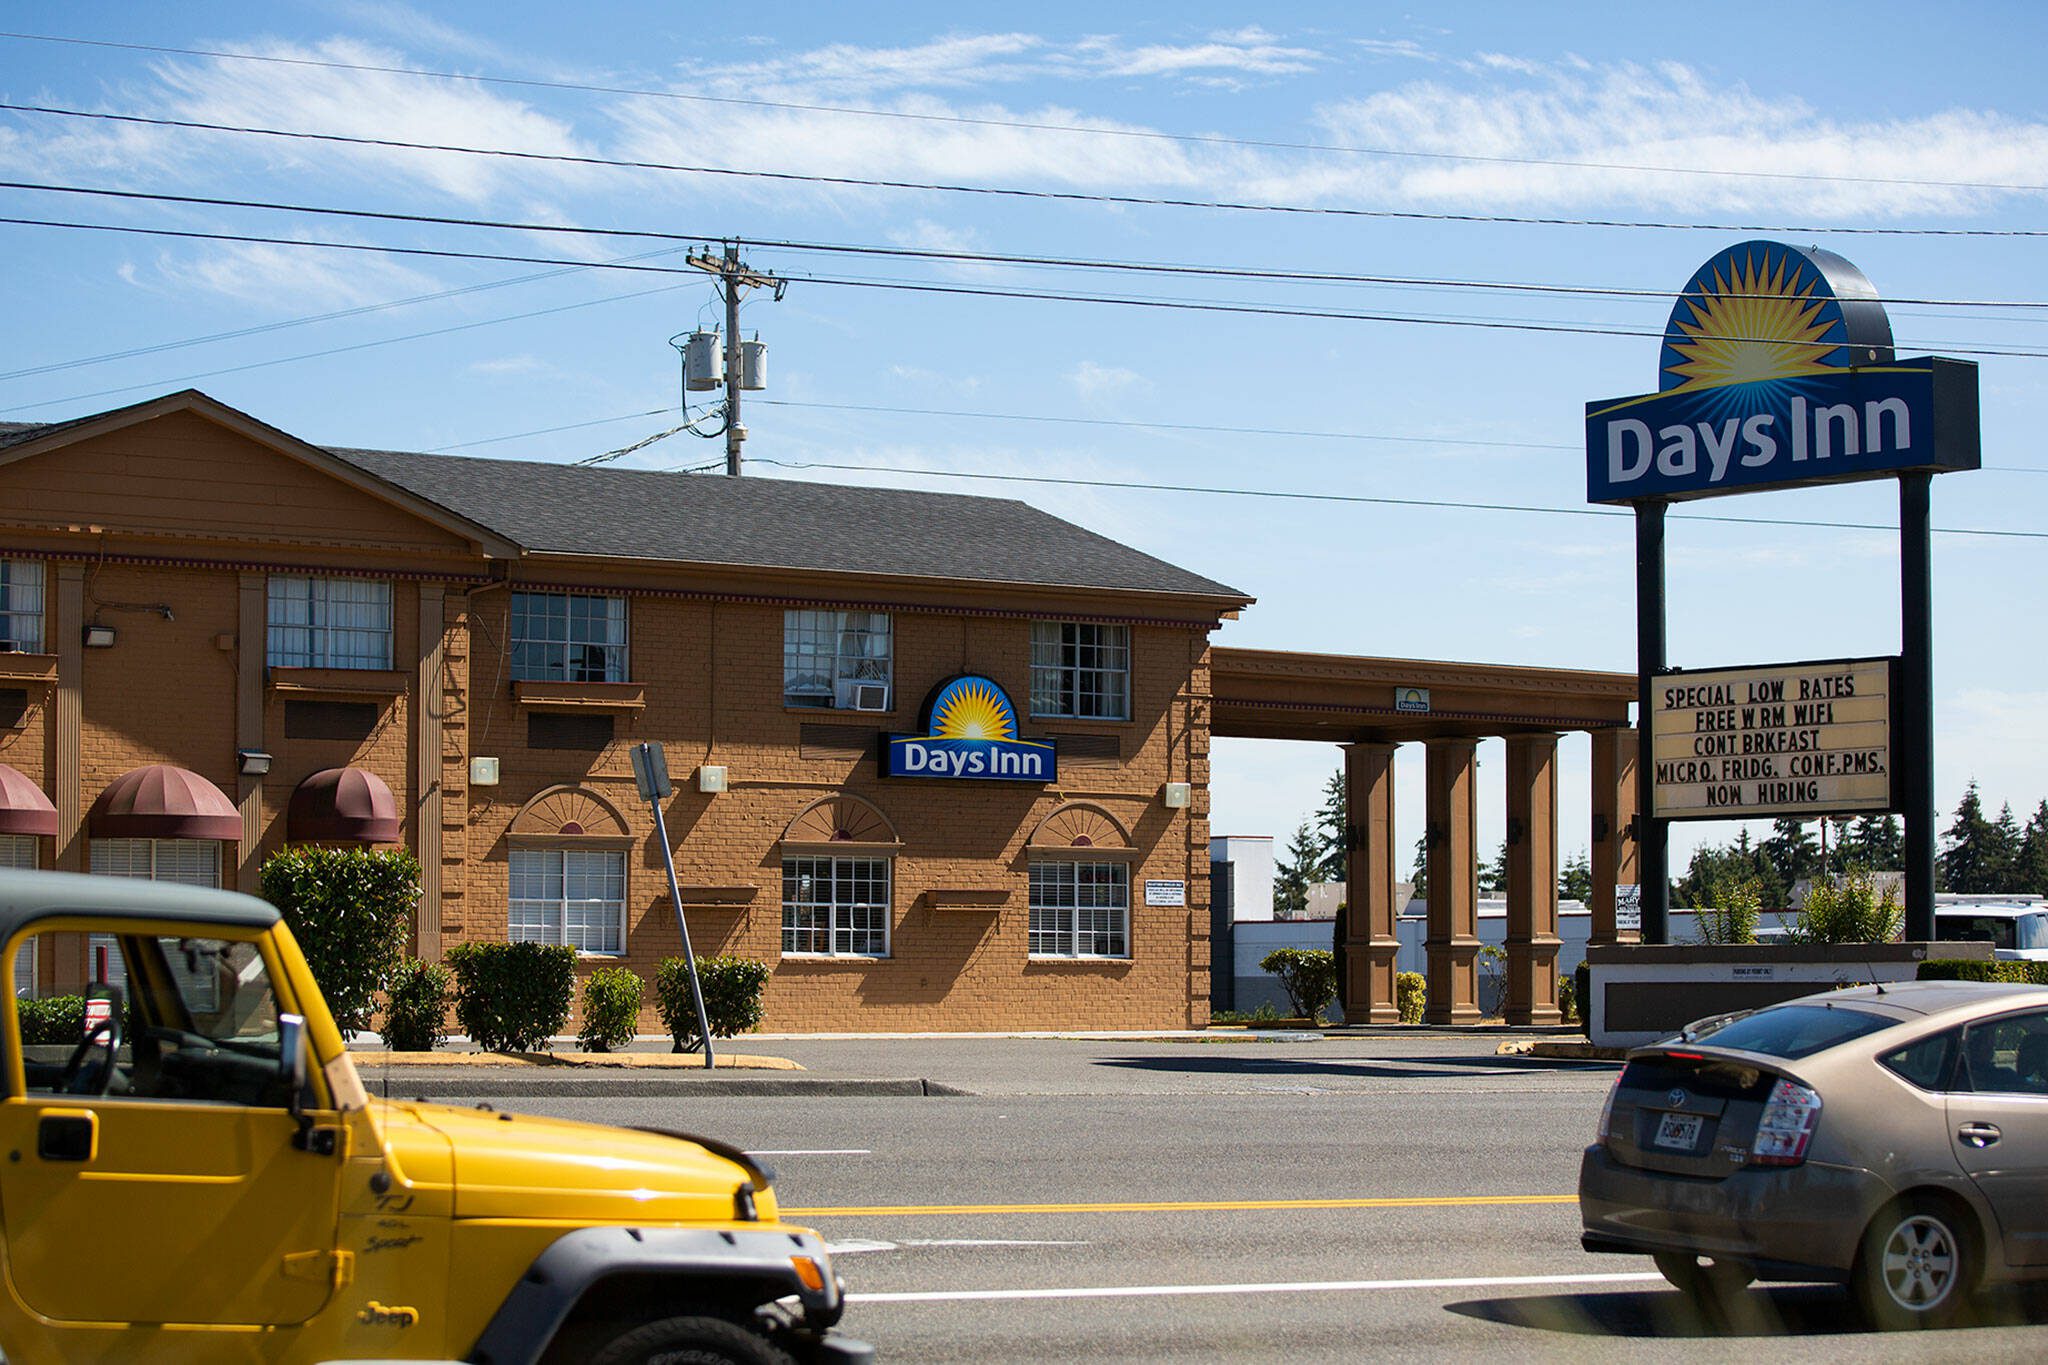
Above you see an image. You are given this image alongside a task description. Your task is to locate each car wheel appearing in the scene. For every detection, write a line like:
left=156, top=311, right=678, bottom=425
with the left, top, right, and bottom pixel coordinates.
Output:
left=586, top=1314, right=795, bottom=1365
left=1853, top=1200, right=1975, bottom=1330
left=1652, top=1250, right=1755, bottom=1312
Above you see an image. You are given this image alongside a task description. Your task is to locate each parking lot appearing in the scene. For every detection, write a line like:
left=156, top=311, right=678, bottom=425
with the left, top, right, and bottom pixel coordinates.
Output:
left=421, top=1033, right=2048, bottom=1361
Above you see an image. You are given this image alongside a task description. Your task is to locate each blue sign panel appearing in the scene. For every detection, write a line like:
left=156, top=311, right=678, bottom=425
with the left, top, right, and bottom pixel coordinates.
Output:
left=883, top=675, right=1056, bottom=783
left=1586, top=240, right=1979, bottom=504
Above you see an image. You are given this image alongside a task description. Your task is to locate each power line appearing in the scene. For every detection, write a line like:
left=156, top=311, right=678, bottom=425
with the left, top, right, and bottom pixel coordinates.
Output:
left=8, top=217, right=2046, bottom=360
left=742, top=458, right=2048, bottom=542
left=5, top=29, right=2045, bottom=196
left=7, top=180, right=2047, bottom=310
left=7, top=101, right=2048, bottom=240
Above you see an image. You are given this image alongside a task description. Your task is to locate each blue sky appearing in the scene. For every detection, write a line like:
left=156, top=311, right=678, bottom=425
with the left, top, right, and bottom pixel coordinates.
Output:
left=4, top=3, right=2044, bottom=884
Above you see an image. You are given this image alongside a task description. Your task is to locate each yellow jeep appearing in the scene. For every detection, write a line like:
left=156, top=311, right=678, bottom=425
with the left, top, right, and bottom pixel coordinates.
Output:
left=0, top=868, right=870, bottom=1365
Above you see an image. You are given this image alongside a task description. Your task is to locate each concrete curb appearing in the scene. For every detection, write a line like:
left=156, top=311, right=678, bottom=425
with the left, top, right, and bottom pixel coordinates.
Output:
left=355, top=1074, right=974, bottom=1099
left=348, top=1050, right=803, bottom=1070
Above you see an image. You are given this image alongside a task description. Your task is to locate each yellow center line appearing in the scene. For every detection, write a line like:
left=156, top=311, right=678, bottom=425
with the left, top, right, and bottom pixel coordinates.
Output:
left=780, top=1194, right=1576, bottom=1217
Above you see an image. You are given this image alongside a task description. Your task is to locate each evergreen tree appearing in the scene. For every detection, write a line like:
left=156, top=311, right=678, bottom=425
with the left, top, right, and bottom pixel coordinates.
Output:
left=1273, top=820, right=1320, bottom=918
left=1478, top=842, right=1508, bottom=897
left=1558, top=849, right=1593, bottom=903
left=1991, top=803, right=2023, bottom=890
left=1761, top=819, right=1818, bottom=903
left=1940, top=781, right=2002, bottom=893
left=1846, top=814, right=1904, bottom=870
left=1313, top=768, right=1347, bottom=883
left=1408, top=834, right=1429, bottom=898
left=1823, top=817, right=1855, bottom=877
left=2016, top=801, right=2048, bottom=898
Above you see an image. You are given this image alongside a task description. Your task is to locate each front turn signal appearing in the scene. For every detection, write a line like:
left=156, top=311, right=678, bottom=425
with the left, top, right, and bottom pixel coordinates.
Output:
left=790, top=1255, right=827, bottom=1293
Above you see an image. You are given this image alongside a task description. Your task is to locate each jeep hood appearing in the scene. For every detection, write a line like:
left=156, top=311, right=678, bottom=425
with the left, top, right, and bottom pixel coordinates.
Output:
left=397, top=1102, right=779, bottom=1223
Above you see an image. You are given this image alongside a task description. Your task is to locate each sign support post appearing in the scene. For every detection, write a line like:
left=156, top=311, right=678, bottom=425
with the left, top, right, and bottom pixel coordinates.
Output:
left=1635, top=502, right=1669, bottom=944
left=1900, top=472, right=1936, bottom=940
left=631, top=742, right=716, bottom=1069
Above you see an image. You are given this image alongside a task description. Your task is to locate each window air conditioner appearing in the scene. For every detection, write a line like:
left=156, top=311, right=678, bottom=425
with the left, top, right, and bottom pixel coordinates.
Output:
left=850, top=683, right=890, bottom=712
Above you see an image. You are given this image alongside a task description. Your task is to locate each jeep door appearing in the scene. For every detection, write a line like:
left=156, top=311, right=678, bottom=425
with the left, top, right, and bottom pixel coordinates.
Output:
left=0, top=920, right=348, bottom=1326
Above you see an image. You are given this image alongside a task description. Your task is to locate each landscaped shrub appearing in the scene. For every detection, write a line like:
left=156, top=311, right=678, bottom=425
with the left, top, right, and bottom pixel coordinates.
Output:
left=381, top=958, right=453, bottom=1052
left=1260, top=947, right=1336, bottom=1023
left=446, top=941, right=575, bottom=1052
left=578, top=966, right=645, bottom=1052
left=657, top=956, right=770, bottom=1051
left=1396, top=971, right=1427, bottom=1024
left=260, top=846, right=420, bottom=1038
left=1919, top=959, right=2048, bottom=986
left=1694, top=875, right=1761, bottom=945
left=1557, top=971, right=1578, bottom=1025
left=1787, top=869, right=1902, bottom=945
left=17, top=994, right=85, bottom=1045
left=1574, top=961, right=1593, bottom=1038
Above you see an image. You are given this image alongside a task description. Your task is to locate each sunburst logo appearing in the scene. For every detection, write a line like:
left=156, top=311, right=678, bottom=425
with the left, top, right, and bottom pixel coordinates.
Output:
left=1660, top=242, right=1848, bottom=393
left=929, top=678, right=1016, bottom=742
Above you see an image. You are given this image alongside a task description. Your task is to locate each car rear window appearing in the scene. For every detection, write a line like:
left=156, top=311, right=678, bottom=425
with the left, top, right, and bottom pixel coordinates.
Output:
left=1691, top=1002, right=1898, bottom=1059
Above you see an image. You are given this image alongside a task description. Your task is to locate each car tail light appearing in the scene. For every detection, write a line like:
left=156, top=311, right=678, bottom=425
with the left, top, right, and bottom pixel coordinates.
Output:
left=1596, top=1076, right=1620, bottom=1141
left=1750, top=1077, right=1822, bottom=1166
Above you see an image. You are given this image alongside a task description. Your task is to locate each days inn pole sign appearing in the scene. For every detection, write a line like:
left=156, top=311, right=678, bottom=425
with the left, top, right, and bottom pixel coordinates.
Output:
left=882, top=674, right=1057, bottom=783
left=1587, top=241, right=1979, bottom=943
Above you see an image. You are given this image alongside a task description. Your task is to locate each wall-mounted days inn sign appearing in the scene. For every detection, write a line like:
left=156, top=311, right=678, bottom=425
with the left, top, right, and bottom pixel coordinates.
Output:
left=1586, top=241, right=1979, bottom=504
left=883, top=675, right=1057, bottom=783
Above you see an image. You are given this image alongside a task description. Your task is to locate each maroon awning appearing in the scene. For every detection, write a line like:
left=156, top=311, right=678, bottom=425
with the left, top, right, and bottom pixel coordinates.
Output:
left=0, top=763, right=57, bottom=837
left=288, top=767, right=401, bottom=844
left=89, top=764, right=243, bottom=841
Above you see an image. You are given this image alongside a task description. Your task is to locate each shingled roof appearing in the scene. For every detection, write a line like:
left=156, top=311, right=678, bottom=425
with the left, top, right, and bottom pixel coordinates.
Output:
left=0, top=396, right=1247, bottom=604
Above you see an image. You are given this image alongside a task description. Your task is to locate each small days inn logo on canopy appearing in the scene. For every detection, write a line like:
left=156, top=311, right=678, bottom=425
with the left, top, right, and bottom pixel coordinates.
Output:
left=883, top=675, right=1057, bottom=783
left=1585, top=240, right=1978, bottom=504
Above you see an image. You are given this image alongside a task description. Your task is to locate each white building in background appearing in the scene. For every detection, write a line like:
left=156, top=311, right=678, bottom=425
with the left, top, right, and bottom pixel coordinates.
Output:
left=1209, top=836, right=1275, bottom=923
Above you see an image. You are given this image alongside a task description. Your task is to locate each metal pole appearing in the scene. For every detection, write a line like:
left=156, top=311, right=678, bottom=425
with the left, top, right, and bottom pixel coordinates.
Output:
left=648, top=795, right=716, bottom=1068
left=1635, top=501, right=1669, bottom=944
left=723, top=244, right=744, bottom=477
left=1900, top=472, right=1936, bottom=940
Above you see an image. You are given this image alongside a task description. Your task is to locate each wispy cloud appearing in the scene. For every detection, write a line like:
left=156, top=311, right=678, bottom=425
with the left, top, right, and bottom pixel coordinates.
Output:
left=167, top=239, right=439, bottom=308
left=1068, top=360, right=1148, bottom=401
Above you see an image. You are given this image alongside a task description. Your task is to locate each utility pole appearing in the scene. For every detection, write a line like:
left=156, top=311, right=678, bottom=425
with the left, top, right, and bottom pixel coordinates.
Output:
left=685, top=243, right=785, bottom=476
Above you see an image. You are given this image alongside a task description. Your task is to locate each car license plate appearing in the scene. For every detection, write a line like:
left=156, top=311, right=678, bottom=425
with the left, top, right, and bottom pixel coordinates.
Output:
left=1654, top=1112, right=1704, bottom=1150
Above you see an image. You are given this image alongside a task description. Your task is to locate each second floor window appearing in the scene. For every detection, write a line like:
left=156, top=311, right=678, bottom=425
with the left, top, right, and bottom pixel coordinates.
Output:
left=1030, top=621, right=1129, bottom=720
left=784, top=610, right=892, bottom=709
left=511, top=591, right=627, bottom=683
left=267, top=576, right=392, bottom=669
left=0, top=560, right=45, bottom=654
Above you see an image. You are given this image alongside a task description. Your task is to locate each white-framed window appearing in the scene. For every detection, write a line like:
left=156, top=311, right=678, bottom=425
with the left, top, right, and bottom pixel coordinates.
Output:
left=510, top=591, right=627, bottom=683
left=87, top=838, right=223, bottom=990
left=3, top=834, right=35, bottom=995
left=1029, top=860, right=1130, bottom=958
left=508, top=847, right=626, bottom=954
left=267, top=576, right=393, bottom=669
left=782, top=856, right=890, bottom=957
left=783, top=610, right=892, bottom=710
left=0, top=560, right=45, bottom=654
left=1030, top=621, right=1129, bottom=720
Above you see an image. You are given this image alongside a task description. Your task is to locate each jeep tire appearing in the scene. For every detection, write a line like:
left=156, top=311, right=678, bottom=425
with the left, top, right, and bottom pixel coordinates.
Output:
left=587, top=1313, right=795, bottom=1365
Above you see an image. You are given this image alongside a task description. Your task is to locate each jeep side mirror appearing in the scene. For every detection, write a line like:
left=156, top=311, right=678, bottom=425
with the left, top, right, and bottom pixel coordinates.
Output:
left=279, top=1012, right=307, bottom=1111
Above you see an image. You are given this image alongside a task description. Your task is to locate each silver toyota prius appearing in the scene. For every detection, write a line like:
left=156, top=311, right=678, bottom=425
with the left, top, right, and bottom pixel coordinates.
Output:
left=1579, top=979, right=2048, bottom=1328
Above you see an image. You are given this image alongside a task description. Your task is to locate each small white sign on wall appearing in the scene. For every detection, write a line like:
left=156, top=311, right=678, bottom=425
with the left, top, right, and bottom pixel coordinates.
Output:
left=1145, top=879, right=1187, bottom=907
left=1614, top=883, right=1642, bottom=932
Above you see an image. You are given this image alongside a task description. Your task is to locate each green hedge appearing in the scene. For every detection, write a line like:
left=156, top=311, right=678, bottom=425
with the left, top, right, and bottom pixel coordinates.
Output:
left=18, top=995, right=86, bottom=1046
left=656, top=956, right=770, bottom=1052
left=446, top=941, right=576, bottom=1052
left=1919, top=959, right=2048, bottom=986
left=260, top=846, right=420, bottom=1038
left=578, top=966, right=645, bottom=1052
left=381, top=958, right=453, bottom=1052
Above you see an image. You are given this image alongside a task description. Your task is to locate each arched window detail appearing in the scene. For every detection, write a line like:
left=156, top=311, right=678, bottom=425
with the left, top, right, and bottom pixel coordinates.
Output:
left=782, top=794, right=900, bottom=851
left=1027, top=802, right=1130, bottom=854
left=508, top=785, right=631, bottom=841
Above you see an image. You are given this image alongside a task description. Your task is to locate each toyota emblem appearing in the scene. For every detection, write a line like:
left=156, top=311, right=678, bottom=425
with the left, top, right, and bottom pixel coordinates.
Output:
left=1667, top=1088, right=1686, bottom=1108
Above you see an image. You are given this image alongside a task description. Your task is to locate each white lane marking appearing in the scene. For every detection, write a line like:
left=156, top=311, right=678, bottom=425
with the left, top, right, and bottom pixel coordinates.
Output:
left=748, top=1149, right=873, bottom=1156
left=898, top=1239, right=1093, bottom=1248
left=849, top=1271, right=1666, bottom=1304
left=825, top=1239, right=900, bottom=1255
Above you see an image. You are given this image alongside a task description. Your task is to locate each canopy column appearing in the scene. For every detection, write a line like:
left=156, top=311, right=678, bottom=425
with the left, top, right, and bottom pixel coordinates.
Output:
left=1424, top=738, right=1481, bottom=1025
left=1503, top=733, right=1561, bottom=1024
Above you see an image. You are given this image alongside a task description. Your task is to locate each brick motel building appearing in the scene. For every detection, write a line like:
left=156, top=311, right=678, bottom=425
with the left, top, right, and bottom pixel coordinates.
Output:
left=0, top=390, right=1640, bottom=1033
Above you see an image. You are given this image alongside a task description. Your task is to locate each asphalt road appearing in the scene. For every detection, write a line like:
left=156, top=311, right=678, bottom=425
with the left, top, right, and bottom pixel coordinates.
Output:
left=437, top=1034, right=2048, bottom=1362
